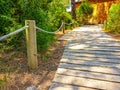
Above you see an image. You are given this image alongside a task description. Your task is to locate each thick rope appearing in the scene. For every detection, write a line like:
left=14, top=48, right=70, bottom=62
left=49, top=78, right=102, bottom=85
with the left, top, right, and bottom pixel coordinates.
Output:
left=36, top=22, right=64, bottom=34
left=0, top=26, right=28, bottom=41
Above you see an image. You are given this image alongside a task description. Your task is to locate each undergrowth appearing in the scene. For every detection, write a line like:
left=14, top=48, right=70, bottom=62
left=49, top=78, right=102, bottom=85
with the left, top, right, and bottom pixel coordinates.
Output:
left=104, top=3, right=120, bottom=33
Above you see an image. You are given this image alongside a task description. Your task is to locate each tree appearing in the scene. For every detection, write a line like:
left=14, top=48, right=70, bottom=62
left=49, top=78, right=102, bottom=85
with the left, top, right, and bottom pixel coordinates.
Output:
left=71, top=0, right=76, bottom=20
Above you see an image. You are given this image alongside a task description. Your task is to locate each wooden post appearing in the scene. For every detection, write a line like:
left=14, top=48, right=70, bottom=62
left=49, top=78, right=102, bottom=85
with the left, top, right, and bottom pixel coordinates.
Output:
left=63, top=22, right=65, bottom=34
left=25, top=20, right=38, bottom=69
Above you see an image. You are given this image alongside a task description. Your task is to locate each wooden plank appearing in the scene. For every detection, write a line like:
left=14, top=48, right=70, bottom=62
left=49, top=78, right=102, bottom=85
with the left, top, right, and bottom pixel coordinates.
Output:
left=49, top=83, right=96, bottom=90
left=64, top=49, right=120, bottom=56
left=59, top=35, right=119, bottom=41
left=62, top=56, right=120, bottom=64
left=64, top=49, right=120, bottom=55
left=93, top=38, right=118, bottom=41
left=66, top=42, right=120, bottom=47
left=59, top=31, right=103, bottom=36
left=56, top=68, right=120, bottom=83
left=60, top=58, right=120, bottom=69
left=63, top=53, right=120, bottom=59
left=65, top=46, right=120, bottom=52
left=66, top=39, right=120, bottom=43
left=53, top=74, right=120, bottom=90
left=51, top=25, right=120, bottom=90
left=65, top=45, right=120, bottom=51
left=66, top=39, right=119, bottom=42
left=59, top=63, right=120, bottom=75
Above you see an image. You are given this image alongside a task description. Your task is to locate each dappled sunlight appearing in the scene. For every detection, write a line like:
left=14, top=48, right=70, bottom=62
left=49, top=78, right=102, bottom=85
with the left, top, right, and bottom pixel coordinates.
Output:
left=52, top=86, right=74, bottom=90
left=54, top=72, right=120, bottom=90
left=58, top=24, right=110, bottom=41
left=68, top=44, right=89, bottom=49
left=51, top=25, right=120, bottom=90
left=90, top=67, right=114, bottom=73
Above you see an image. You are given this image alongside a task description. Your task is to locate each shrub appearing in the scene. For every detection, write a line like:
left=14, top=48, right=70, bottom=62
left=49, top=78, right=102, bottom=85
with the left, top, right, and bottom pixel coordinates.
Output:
left=104, top=3, right=120, bottom=33
left=0, top=1, right=23, bottom=52
left=76, top=1, right=93, bottom=25
left=0, top=0, right=73, bottom=53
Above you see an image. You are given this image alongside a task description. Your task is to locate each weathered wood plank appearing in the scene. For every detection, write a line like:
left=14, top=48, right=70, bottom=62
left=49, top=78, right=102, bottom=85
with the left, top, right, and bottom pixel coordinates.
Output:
left=60, top=58, right=120, bottom=69
left=53, top=74, right=120, bottom=90
left=56, top=68, right=120, bottom=83
left=64, top=49, right=120, bottom=56
left=59, top=63, right=120, bottom=75
left=66, top=42, right=120, bottom=47
left=50, top=25, right=120, bottom=90
left=67, top=39, right=120, bottom=43
left=59, top=35, right=118, bottom=41
left=59, top=31, right=118, bottom=41
left=65, top=47, right=120, bottom=52
left=49, top=83, right=97, bottom=90
left=63, top=53, right=120, bottom=59
left=61, top=56, right=120, bottom=64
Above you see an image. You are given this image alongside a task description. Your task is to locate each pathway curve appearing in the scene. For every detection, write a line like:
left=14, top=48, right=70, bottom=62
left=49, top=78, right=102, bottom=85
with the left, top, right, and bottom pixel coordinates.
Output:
left=49, top=25, right=120, bottom=90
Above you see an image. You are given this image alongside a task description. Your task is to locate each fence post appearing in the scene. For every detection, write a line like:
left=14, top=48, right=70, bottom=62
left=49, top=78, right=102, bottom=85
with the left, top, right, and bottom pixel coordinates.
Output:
left=63, top=22, right=65, bottom=34
left=25, top=20, right=38, bottom=69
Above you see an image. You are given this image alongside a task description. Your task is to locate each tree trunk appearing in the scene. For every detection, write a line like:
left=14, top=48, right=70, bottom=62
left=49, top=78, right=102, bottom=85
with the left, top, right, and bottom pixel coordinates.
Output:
left=71, top=0, right=76, bottom=20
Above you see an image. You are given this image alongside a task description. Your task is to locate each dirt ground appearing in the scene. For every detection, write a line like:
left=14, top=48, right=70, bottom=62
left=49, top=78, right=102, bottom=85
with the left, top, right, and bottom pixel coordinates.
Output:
left=106, top=32, right=120, bottom=41
left=0, top=31, right=67, bottom=90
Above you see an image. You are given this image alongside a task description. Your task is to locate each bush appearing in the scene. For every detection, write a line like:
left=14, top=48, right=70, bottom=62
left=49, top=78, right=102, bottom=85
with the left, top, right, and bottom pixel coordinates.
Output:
left=104, top=4, right=120, bottom=33
left=0, top=1, right=23, bottom=52
left=48, top=0, right=73, bottom=28
left=76, top=1, right=93, bottom=25
left=0, top=0, right=73, bottom=53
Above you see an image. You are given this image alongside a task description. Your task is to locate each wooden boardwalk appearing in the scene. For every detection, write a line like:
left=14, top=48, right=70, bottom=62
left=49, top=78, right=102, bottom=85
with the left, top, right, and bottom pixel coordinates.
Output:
left=49, top=25, right=120, bottom=90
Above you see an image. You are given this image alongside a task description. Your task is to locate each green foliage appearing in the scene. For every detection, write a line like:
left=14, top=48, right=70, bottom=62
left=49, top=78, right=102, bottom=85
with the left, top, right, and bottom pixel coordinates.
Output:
left=0, top=0, right=23, bottom=52
left=0, top=0, right=73, bottom=53
left=78, top=1, right=93, bottom=16
left=18, top=0, right=51, bottom=52
left=0, top=0, right=12, bottom=35
left=76, top=1, right=93, bottom=25
left=59, top=12, right=73, bottom=23
left=104, top=4, right=120, bottom=33
left=48, top=0, right=72, bottom=27
left=0, top=75, right=7, bottom=88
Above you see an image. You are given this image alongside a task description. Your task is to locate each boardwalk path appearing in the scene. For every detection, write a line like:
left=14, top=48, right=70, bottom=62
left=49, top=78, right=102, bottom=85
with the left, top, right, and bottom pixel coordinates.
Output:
left=49, top=25, right=120, bottom=90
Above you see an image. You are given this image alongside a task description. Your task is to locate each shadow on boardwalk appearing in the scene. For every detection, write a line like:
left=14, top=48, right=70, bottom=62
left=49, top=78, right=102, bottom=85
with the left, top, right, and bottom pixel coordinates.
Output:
left=49, top=25, right=120, bottom=90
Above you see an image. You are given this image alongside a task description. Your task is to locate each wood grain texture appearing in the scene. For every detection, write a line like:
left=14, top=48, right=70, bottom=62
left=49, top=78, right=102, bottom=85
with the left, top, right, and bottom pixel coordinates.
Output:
left=53, top=74, right=120, bottom=90
left=49, top=25, right=120, bottom=90
left=49, top=83, right=96, bottom=90
left=59, top=63, right=120, bottom=75
left=56, top=68, right=120, bottom=83
left=25, top=20, right=38, bottom=69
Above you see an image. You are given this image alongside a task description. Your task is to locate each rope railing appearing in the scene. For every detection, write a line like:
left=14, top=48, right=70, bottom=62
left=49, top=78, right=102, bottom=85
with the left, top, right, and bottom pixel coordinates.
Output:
left=0, top=20, right=73, bottom=69
left=36, top=22, right=64, bottom=34
left=0, top=26, right=28, bottom=41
